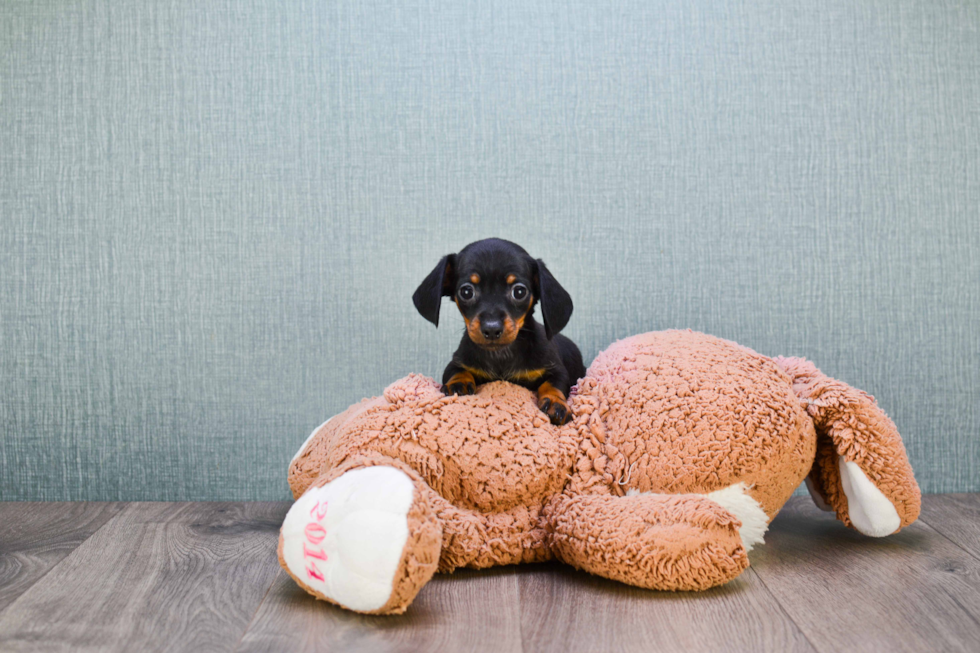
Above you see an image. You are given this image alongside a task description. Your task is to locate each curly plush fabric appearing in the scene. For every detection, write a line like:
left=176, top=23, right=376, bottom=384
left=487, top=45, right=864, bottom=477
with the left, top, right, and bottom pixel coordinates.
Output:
left=566, top=330, right=815, bottom=518
left=280, top=329, right=921, bottom=614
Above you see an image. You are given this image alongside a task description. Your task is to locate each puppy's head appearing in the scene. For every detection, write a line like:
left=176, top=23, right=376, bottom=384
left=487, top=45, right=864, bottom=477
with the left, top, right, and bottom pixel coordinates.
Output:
left=412, top=238, right=573, bottom=348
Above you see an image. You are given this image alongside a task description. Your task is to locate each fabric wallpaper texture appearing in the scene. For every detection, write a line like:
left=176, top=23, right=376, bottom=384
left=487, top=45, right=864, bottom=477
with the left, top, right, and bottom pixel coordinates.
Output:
left=1, top=0, right=977, bottom=500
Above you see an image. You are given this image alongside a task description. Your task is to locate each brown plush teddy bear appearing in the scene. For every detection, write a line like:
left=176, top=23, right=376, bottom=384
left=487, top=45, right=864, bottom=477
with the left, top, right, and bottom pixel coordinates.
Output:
left=279, top=330, right=921, bottom=614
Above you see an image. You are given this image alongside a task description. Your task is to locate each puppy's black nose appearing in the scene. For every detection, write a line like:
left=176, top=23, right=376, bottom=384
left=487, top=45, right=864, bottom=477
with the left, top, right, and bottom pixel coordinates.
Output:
left=481, top=318, right=503, bottom=341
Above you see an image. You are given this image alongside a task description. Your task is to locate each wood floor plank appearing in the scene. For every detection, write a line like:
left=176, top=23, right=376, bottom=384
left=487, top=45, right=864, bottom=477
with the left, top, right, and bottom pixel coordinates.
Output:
left=237, top=566, right=523, bottom=653
left=0, top=502, right=125, bottom=614
left=752, top=496, right=980, bottom=653
left=518, top=560, right=814, bottom=653
left=3, top=496, right=977, bottom=652
left=115, top=501, right=289, bottom=527
left=0, top=502, right=289, bottom=653
left=919, top=494, right=980, bottom=560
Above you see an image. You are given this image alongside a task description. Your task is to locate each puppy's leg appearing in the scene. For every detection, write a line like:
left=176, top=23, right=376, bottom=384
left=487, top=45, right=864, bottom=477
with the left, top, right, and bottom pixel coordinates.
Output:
left=536, top=374, right=572, bottom=426
left=442, top=361, right=477, bottom=396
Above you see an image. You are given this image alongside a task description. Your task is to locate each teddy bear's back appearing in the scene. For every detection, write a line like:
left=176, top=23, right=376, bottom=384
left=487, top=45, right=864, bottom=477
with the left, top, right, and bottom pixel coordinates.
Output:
left=569, top=330, right=815, bottom=516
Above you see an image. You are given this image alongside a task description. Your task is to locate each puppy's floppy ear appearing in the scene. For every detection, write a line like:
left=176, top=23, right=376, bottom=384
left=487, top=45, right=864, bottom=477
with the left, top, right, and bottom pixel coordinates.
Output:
left=412, top=254, right=456, bottom=327
left=532, top=258, right=573, bottom=339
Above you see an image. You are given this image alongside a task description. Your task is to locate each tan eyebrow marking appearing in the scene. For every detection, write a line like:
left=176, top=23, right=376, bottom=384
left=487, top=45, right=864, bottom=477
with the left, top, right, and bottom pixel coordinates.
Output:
left=470, top=274, right=480, bottom=284
left=506, top=274, right=516, bottom=284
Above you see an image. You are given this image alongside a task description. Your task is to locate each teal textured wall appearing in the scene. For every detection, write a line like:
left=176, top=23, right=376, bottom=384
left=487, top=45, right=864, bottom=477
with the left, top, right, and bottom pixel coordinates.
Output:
left=2, top=0, right=978, bottom=500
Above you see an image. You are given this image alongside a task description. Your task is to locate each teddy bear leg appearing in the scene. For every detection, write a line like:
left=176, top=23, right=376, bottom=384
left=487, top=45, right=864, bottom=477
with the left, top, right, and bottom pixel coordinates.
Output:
left=544, top=491, right=758, bottom=591
left=774, top=356, right=922, bottom=536
left=278, top=457, right=443, bottom=615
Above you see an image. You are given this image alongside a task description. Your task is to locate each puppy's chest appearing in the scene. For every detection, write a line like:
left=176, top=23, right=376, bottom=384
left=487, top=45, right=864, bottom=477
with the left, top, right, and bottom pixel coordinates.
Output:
left=464, top=361, right=547, bottom=388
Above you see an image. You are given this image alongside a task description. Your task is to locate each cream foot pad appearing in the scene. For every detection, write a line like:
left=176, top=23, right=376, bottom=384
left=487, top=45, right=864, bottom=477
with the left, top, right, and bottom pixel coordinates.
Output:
left=280, top=466, right=415, bottom=612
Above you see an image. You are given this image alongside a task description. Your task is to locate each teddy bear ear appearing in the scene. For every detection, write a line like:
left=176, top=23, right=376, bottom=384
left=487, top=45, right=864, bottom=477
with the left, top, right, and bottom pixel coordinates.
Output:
left=412, top=254, right=457, bottom=327
left=532, top=258, right=573, bottom=339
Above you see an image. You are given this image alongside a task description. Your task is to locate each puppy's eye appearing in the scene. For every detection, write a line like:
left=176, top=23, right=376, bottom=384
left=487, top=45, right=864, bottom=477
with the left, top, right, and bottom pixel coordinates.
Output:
left=511, top=283, right=528, bottom=301
left=458, top=284, right=475, bottom=301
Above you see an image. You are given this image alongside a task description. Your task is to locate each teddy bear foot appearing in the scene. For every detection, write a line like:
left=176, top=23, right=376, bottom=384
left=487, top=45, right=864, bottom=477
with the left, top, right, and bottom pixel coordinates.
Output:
left=278, top=465, right=442, bottom=614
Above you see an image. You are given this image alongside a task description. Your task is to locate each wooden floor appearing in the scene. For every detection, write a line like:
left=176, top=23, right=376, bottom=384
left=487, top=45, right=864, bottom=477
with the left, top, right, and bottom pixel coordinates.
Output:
left=0, top=495, right=978, bottom=652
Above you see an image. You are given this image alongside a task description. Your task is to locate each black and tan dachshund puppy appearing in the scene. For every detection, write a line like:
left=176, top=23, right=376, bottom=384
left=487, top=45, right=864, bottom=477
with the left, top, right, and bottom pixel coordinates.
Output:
left=413, top=238, right=586, bottom=425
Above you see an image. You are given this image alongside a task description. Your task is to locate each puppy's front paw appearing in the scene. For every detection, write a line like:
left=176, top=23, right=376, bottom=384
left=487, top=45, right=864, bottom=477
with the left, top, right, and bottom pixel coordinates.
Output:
left=537, top=382, right=571, bottom=425
left=444, top=371, right=476, bottom=396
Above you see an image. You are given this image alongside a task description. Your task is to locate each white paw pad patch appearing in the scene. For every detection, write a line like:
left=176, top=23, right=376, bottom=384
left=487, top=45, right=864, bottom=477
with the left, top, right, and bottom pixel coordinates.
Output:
left=838, top=456, right=901, bottom=537
left=280, top=466, right=415, bottom=612
left=706, top=483, right=769, bottom=552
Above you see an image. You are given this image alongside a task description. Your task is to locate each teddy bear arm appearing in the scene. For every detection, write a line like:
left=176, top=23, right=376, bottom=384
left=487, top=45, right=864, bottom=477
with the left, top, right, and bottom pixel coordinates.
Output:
left=543, top=492, right=750, bottom=591
left=422, top=494, right=554, bottom=572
